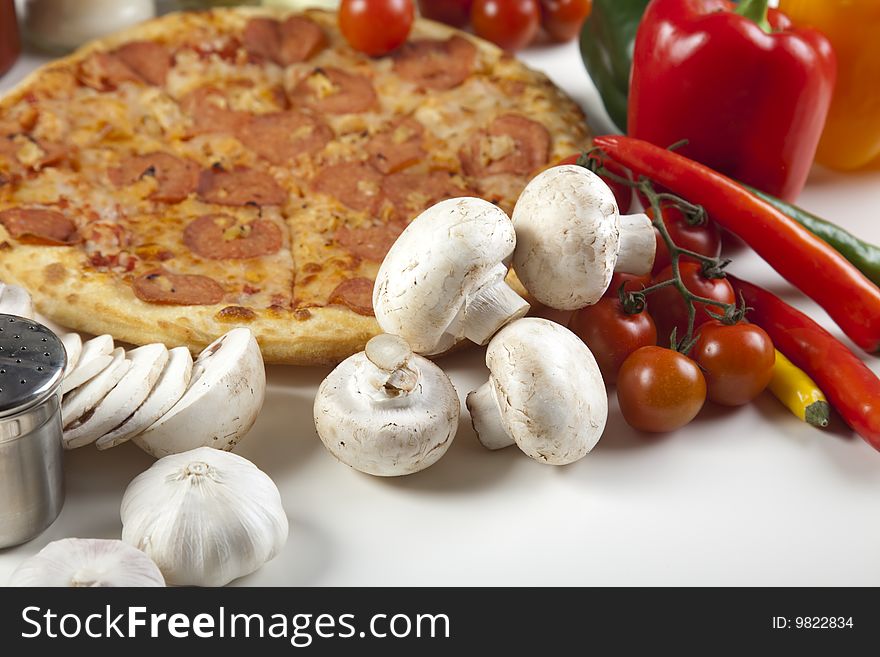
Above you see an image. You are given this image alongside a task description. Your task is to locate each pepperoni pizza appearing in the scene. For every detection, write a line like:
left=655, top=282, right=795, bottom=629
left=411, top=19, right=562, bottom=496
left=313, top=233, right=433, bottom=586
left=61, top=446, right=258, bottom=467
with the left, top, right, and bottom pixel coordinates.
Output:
left=0, top=8, right=589, bottom=364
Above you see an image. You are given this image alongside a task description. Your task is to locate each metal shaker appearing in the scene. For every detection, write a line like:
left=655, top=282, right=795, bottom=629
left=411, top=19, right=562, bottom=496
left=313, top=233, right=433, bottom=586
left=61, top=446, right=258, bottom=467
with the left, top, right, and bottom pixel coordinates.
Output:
left=0, top=314, right=66, bottom=548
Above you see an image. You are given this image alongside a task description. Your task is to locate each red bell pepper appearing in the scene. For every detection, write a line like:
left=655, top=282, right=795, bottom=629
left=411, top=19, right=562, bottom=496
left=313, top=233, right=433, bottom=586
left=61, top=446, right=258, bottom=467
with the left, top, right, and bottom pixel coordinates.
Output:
left=628, top=0, right=836, bottom=202
left=729, top=276, right=880, bottom=449
left=592, top=134, right=880, bottom=355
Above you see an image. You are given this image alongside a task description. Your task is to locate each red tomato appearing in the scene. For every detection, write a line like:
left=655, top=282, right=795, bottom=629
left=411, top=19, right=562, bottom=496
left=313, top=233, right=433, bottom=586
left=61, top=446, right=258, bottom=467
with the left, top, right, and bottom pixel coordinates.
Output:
left=340, top=0, right=415, bottom=56
left=569, top=297, right=657, bottom=384
left=649, top=262, right=735, bottom=344
left=604, top=272, right=651, bottom=299
left=617, top=346, right=706, bottom=432
left=471, top=0, right=541, bottom=51
left=540, top=0, right=592, bottom=42
left=648, top=204, right=722, bottom=274
left=418, top=0, right=473, bottom=27
left=556, top=153, right=632, bottom=213
left=692, top=321, right=775, bottom=406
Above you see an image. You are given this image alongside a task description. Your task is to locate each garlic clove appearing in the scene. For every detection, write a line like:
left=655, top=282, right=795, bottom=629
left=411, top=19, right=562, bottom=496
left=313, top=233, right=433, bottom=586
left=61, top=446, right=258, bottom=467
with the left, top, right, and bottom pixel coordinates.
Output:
left=61, top=334, right=115, bottom=393
left=8, top=538, right=165, bottom=587
left=121, top=447, right=288, bottom=587
left=0, top=281, right=35, bottom=319
left=97, top=346, right=194, bottom=450
left=64, top=343, right=169, bottom=449
left=133, top=328, right=265, bottom=458
left=61, top=347, right=130, bottom=433
left=60, top=332, right=83, bottom=375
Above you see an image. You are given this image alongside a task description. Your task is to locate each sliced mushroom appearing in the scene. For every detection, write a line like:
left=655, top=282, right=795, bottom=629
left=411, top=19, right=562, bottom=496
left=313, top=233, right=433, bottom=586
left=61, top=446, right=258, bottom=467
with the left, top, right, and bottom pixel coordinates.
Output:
left=59, top=332, right=82, bottom=375
left=133, top=328, right=265, bottom=458
left=511, top=165, right=656, bottom=310
left=97, top=346, right=194, bottom=450
left=373, top=197, right=530, bottom=355
left=466, top=317, right=608, bottom=465
left=0, top=282, right=34, bottom=319
left=314, top=333, right=460, bottom=476
left=64, top=343, right=169, bottom=449
left=61, top=334, right=114, bottom=394
left=61, top=347, right=130, bottom=432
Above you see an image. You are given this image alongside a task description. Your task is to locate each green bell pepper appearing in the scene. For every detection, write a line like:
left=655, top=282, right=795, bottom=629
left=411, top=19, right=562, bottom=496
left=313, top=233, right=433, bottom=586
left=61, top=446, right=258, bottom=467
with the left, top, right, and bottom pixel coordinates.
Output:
left=579, top=0, right=649, bottom=133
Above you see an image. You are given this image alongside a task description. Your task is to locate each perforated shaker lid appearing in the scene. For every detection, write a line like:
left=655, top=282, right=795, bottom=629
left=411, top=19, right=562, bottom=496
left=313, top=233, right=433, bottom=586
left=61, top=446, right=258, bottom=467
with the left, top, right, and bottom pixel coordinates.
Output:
left=0, top=314, right=67, bottom=419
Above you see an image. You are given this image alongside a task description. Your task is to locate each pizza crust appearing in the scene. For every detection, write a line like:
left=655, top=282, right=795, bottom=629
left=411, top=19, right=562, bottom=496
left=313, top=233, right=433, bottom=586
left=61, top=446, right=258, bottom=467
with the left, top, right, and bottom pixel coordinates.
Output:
left=0, top=8, right=589, bottom=365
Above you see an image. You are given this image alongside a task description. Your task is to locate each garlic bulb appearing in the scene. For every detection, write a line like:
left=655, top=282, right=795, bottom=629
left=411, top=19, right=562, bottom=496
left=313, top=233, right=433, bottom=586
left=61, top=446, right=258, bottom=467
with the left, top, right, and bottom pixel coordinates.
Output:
left=121, top=447, right=288, bottom=587
left=8, top=538, right=165, bottom=587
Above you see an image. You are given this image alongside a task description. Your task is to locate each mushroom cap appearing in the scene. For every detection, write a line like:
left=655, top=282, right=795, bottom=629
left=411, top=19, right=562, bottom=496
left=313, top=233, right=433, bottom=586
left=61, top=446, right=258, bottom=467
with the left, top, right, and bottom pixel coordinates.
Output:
left=373, top=197, right=517, bottom=355
left=133, top=328, right=265, bottom=458
left=483, top=317, right=607, bottom=464
left=512, top=165, right=621, bottom=310
left=314, top=348, right=460, bottom=476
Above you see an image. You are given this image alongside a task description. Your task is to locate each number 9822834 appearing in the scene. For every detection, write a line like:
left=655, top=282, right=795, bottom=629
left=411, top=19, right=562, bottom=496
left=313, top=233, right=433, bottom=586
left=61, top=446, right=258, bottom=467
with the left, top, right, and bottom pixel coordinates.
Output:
left=795, top=617, right=854, bottom=629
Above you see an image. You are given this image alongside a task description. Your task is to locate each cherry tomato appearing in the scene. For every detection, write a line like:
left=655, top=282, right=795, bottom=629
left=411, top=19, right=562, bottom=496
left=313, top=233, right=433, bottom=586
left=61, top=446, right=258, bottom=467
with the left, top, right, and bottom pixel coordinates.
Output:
left=617, top=346, right=706, bottom=432
left=556, top=153, right=632, bottom=213
left=471, top=0, right=541, bottom=51
left=692, top=321, right=775, bottom=406
left=540, top=0, right=592, bottom=42
left=604, top=272, right=651, bottom=299
left=569, top=297, right=657, bottom=384
left=340, top=0, right=415, bottom=57
left=418, top=0, right=473, bottom=27
left=648, top=204, right=722, bottom=274
left=649, top=262, right=735, bottom=344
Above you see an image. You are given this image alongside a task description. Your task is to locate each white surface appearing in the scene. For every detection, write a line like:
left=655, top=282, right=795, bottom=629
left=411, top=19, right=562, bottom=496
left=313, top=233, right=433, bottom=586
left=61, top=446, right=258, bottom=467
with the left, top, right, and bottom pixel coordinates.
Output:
left=2, top=36, right=880, bottom=587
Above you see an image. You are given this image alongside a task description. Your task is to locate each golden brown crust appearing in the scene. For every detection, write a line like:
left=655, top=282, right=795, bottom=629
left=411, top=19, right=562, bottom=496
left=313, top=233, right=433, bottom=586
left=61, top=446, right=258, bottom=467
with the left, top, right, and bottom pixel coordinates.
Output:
left=0, top=8, right=589, bottom=365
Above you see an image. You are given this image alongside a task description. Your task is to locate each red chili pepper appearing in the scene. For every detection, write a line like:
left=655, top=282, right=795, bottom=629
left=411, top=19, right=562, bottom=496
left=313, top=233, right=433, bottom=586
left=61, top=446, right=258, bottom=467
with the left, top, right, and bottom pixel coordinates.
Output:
left=729, top=276, right=880, bottom=449
left=628, top=0, right=835, bottom=202
left=592, top=134, right=880, bottom=355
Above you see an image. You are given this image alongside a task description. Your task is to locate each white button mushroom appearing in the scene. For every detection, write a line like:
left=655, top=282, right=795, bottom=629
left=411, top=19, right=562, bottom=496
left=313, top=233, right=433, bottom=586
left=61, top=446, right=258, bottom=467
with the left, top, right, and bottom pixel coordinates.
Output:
left=133, top=328, right=265, bottom=458
left=61, top=334, right=114, bottom=394
left=61, top=347, right=130, bottom=432
left=373, top=197, right=530, bottom=355
left=314, top=333, right=460, bottom=476
left=466, top=317, right=608, bottom=465
left=511, top=165, right=656, bottom=310
left=0, top=281, right=34, bottom=319
left=8, top=538, right=165, bottom=587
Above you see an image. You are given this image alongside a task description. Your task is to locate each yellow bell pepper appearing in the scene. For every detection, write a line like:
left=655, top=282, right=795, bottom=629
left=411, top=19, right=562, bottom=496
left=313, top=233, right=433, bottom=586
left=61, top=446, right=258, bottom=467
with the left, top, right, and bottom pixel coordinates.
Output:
left=780, top=0, right=880, bottom=170
left=767, top=350, right=830, bottom=428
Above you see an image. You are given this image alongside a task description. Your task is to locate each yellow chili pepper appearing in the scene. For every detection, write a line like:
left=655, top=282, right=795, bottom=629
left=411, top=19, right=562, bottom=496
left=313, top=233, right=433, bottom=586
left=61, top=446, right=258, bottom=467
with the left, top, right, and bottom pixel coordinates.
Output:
left=768, top=349, right=830, bottom=428
left=779, top=0, right=880, bottom=170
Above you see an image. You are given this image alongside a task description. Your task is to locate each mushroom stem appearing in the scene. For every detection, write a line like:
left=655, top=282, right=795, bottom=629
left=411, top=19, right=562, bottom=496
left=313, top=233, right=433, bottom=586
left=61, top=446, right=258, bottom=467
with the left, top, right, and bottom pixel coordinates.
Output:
left=615, top=213, right=656, bottom=275
left=466, top=382, right=515, bottom=450
left=363, top=334, right=419, bottom=396
left=460, top=264, right=530, bottom=347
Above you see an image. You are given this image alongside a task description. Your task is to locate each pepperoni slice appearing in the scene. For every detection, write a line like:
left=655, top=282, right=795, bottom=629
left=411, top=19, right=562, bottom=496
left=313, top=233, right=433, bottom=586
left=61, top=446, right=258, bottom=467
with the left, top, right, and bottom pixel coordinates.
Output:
left=459, top=114, right=551, bottom=178
left=0, top=207, right=78, bottom=245
left=393, top=36, right=477, bottom=91
left=243, top=17, right=326, bottom=66
left=0, top=133, right=67, bottom=171
left=108, top=152, right=199, bottom=203
left=184, top=214, right=282, bottom=260
left=115, top=41, right=172, bottom=87
left=197, top=166, right=286, bottom=207
left=290, top=68, right=377, bottom=115
left=335, top=222, right=405, bottom=262
left=180, top=86, right=250, bottom=135
left=133, top=269, right=225, bottom=306
left=77, top=53, right=141, bottom=91
left=237, top=112, right=332, bottom=165
left=366, top=118, right=425, bottom=174
left=311, top=162, right=383, bottom=214
left=382, top=170, right=471, bottom=219
left=328, top=277, right=374, bottom=316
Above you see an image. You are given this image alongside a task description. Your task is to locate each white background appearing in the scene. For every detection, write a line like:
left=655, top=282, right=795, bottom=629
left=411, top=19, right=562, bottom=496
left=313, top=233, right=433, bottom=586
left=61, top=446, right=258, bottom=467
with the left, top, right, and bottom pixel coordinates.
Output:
left=2, top=19, right=879, bottom=586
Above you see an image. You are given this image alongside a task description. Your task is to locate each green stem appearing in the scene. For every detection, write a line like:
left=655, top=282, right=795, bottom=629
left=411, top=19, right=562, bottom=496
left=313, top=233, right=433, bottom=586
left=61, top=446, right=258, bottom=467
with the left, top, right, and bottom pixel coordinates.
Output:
left=734, top=0, right=772, bottom=33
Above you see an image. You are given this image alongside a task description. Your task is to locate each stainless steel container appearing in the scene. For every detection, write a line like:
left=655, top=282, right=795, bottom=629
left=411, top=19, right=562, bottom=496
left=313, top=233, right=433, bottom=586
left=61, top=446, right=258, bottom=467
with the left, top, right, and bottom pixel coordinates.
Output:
left=0, top=314, right=66, bottom=548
